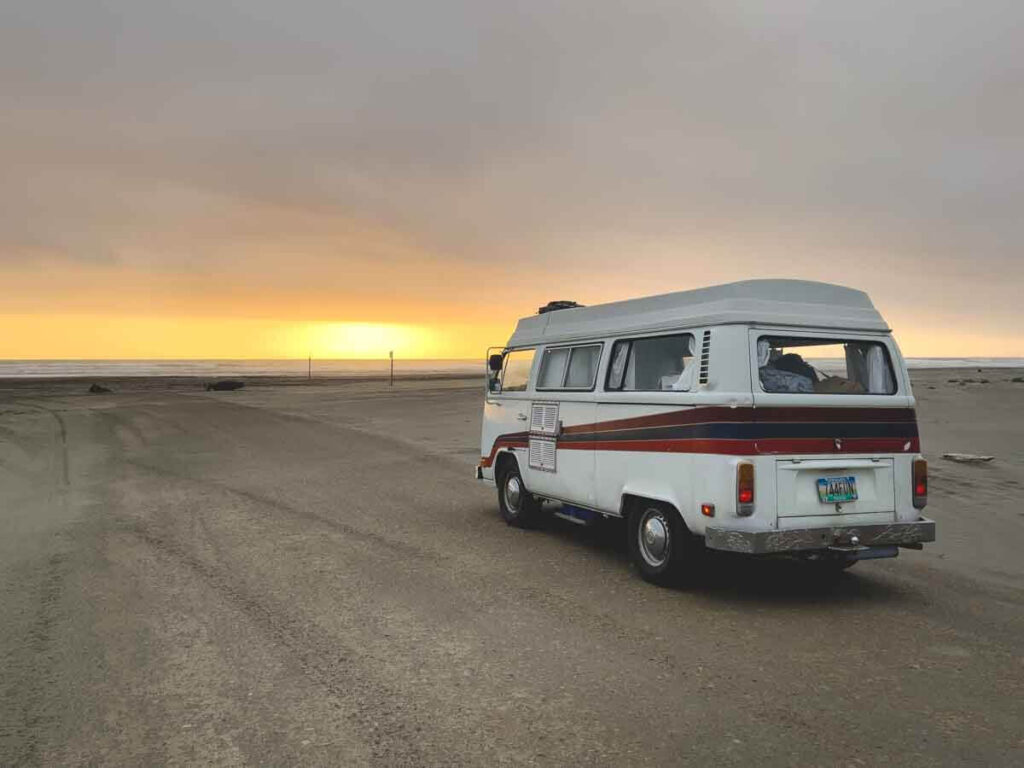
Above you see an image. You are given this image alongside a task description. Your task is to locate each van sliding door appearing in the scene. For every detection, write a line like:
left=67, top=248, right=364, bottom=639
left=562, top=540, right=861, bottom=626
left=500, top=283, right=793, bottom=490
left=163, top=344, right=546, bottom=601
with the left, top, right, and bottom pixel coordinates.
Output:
left=525, top=344, right=599, bottom=505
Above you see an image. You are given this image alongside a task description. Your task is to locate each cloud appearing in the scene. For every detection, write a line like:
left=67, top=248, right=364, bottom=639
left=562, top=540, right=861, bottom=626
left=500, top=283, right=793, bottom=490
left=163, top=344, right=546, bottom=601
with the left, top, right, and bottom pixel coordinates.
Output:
left=1, top=0, right=1021, bottom=345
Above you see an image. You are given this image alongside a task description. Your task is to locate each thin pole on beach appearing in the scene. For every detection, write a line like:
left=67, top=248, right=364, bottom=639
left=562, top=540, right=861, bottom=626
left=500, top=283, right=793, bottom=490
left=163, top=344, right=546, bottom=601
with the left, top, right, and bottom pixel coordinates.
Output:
left=389, top=350, right=394, bottom=387
left=308, top=354, right=311, bottom=380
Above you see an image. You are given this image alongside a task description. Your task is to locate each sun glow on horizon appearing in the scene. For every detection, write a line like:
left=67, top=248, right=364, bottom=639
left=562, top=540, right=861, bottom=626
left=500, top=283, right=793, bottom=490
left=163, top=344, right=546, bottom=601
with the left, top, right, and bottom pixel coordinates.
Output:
left=0, top=314, right=513, bottom=360
left=302, top=322, right=445, bottom=359
left=1, top=311, right=1023, bottom=361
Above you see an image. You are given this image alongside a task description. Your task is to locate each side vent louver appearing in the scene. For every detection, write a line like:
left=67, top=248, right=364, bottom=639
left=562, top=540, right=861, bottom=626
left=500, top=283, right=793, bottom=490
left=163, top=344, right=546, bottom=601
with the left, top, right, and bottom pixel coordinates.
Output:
left=698, top=330, right=711, bottom=385
left=529, top=438, right=557, bottom=472
left=529, top=402, right=559, bottom=472
left=530, top=403, right=559, bottom=435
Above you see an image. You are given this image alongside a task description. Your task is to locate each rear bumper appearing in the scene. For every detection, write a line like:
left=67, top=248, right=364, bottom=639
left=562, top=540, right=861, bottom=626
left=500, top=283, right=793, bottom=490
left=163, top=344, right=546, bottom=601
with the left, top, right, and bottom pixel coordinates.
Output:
left=704, top=517, right=936, bottom=555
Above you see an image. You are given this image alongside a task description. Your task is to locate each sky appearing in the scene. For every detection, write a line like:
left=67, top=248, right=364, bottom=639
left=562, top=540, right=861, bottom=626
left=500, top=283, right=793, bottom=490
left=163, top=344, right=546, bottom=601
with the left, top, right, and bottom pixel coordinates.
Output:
left=1, top=0, right=1022, bottom=359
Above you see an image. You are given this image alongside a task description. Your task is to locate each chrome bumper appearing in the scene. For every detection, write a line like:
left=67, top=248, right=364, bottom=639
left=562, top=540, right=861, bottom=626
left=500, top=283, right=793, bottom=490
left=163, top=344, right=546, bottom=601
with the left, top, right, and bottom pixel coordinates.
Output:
left=704, top=517, right=936, bottom=555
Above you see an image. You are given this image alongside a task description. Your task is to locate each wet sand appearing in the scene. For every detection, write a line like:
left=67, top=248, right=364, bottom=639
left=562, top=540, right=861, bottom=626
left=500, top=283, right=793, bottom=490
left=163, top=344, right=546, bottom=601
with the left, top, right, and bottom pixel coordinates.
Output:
left=1, top=369, right=1022, bottom=765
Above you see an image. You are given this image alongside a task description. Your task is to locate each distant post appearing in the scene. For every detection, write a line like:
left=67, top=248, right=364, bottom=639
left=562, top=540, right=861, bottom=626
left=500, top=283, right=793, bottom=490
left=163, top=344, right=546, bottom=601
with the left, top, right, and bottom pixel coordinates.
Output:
left=308, top=354, right=312, bottom=380
left=389, top=350, right=394, bottom=388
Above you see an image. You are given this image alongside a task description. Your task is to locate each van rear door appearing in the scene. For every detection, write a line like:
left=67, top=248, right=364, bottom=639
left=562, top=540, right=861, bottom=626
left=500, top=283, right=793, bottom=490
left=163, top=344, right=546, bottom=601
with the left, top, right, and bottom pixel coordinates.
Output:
left=747, top=329, right=916, bottom=529
left=775, top=457, right=896, bottom=529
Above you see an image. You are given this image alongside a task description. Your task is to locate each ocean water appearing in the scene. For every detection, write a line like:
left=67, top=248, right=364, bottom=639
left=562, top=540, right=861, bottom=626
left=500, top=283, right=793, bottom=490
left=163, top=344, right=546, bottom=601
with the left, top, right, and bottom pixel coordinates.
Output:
left=902, top=358, right=1024, bottom=369
left=0, top=357, right=1020, bottom=379
left=809, top=357, right=1024, bottom=374
left=0, top=359, right=481, bottom=379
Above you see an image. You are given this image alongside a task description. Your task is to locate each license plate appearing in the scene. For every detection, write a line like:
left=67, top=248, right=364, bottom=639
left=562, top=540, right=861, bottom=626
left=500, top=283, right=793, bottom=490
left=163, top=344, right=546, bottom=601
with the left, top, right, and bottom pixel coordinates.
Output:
left=817, top=475, right=858, bottom=503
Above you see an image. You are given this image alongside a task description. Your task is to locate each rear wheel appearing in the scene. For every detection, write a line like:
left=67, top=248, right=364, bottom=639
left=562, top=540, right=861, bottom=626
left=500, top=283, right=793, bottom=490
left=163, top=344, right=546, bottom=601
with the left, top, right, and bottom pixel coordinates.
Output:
left=497, top=459, right=542, bottom=528
left=627, top=501, right=702, bottom=585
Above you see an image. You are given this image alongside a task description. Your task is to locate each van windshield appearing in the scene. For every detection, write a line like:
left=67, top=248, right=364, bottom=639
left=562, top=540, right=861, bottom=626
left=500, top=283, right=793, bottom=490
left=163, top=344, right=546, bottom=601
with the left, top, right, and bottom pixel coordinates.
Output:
left=757, top=336, right=896, bottom=395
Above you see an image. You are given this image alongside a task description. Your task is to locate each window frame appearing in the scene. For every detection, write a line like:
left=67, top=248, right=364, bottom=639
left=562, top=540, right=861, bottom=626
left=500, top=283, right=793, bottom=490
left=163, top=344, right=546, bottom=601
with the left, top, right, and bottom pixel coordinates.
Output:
left=603, top=331, right=696, bottom=393
left=755, top=334, right=899, bottom=397
left=535, top=342, right=604, bottom=392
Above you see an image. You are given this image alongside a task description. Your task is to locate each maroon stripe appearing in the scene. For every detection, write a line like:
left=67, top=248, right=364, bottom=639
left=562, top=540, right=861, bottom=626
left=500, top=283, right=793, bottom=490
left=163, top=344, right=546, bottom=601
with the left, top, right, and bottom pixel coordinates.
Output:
left=753, top=407, right=917, bottom=423
left=479, top=435, right=528, bottom=468
left=561, top=405, right=917, bottom=435
left=558, top=438, right=755, bottom=455
left=558, top=436, right=920, bottom=455
left=481, top=406, right=920, bottom=468
left=481, top=435, right=921, bottom=466
left=561, top=406, right=747, bottom=435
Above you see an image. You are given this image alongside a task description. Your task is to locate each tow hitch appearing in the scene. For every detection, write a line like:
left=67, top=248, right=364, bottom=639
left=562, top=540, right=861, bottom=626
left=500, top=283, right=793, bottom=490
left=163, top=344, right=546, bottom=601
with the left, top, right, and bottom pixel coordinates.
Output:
left=827, top=544, right=899, bottom=561
left=826, top=531, right=898, bottom=562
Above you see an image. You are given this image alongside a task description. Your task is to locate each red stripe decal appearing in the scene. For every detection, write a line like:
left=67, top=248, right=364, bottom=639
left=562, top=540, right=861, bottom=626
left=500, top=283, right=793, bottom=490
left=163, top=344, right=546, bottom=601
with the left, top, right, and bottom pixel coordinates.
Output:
left=481, top=436, right=920, bottom=467
left=480, top=405, right=920, bottom=469
left=562, top=406, right=917, bottom=435
left=479, top=436, right=527, bottom=468
left=557, top=436, right=920, bottom=455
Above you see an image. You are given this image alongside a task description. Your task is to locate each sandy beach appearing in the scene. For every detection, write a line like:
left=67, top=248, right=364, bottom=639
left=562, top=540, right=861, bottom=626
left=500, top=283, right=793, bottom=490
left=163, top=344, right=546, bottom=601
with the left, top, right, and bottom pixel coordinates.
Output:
left=1, top=369, right=1022, bottom=766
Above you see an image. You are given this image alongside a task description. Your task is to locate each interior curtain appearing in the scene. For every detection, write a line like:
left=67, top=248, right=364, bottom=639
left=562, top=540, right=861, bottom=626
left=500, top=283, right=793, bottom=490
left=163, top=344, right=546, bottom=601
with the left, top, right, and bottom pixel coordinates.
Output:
left=846, top=344, right=868, bottom=387
left=866, top=345, right=893, bottom=394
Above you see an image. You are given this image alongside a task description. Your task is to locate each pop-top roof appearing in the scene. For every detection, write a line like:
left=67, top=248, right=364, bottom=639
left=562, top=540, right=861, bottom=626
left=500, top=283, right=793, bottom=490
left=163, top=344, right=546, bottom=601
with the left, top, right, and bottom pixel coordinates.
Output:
left=507, top=279, right=889, bottom=347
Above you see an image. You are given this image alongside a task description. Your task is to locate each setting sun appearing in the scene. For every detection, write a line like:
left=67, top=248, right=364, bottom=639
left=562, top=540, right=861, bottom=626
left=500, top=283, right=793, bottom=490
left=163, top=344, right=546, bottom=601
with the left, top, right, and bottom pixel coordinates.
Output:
left=305, top=322, right=441, bottom=358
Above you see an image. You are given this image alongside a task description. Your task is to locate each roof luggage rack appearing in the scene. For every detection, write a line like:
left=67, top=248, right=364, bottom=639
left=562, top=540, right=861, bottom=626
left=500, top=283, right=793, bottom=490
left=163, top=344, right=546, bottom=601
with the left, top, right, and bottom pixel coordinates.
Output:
left=538, top=300, right=584, bottom=314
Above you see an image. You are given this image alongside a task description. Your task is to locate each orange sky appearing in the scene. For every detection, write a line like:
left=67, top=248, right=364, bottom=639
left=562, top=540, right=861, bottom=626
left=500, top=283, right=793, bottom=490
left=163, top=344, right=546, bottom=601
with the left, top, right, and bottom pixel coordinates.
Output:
left=2, top=247, right=1022, bottom=359
left=2, top=2, right=1022, bottom=360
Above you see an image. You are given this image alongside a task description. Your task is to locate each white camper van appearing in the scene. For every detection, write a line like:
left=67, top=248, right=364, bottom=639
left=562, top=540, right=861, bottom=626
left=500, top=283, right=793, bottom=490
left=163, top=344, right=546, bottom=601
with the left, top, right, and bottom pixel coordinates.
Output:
left=477, top=280, right=935, bottom=584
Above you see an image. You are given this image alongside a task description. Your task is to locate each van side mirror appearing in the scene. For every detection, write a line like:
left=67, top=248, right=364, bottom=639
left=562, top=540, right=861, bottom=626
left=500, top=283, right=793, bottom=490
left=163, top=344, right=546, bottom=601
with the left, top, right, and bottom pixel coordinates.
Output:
left=488, top=354, right=504, bottom=372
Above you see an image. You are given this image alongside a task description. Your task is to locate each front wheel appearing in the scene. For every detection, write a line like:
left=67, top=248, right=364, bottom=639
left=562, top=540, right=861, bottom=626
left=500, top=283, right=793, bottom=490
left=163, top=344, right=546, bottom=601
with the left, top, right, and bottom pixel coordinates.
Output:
left=628, top=502, right=702, bottom=586
left=497, top=460, right=542, bottom=528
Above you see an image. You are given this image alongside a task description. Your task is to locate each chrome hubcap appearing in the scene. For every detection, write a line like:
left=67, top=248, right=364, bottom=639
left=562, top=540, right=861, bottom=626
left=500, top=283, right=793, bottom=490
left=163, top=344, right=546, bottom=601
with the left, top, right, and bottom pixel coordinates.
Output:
left=504, top=475, right=522, bottom=514
left=638, top=508, right=670, bottom=567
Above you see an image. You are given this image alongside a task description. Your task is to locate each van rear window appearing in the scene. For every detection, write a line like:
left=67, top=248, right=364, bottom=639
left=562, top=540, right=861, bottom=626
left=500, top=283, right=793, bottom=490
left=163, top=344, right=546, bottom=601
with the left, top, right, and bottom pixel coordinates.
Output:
left=757, top=337, right=896, bottom=395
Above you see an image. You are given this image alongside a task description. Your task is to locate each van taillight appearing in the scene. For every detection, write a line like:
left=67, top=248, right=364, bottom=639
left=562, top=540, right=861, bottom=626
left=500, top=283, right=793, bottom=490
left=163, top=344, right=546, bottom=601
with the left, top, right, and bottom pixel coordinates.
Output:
left=913, top=458, right=928, bottom=509
left=737, top=461, right=755, bottom=516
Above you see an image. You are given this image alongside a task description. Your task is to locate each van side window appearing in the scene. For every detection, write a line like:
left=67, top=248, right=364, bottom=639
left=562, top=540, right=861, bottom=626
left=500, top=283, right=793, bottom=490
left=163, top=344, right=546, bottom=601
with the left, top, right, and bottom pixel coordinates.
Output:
left=537, top=344, right=602, bottom=390
left=566, top=345, right=601, bottom=388
left=757, top=336, right=896, bottom=395
left=538, top=348, right=570, bottom=388
left=607, top=341, right=631, bottom=390
left=500, top=348, right=535, bottom=392
left=605, top=333, right=695, bottom=391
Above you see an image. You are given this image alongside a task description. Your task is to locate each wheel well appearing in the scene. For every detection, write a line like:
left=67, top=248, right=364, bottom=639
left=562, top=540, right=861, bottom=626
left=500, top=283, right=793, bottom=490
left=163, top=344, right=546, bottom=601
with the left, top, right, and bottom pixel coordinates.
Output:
left=495, top=450, right=518, bottom=479
left=621, top=493, right=670, bottom=516
left=621, top=494, right=689, bottom=531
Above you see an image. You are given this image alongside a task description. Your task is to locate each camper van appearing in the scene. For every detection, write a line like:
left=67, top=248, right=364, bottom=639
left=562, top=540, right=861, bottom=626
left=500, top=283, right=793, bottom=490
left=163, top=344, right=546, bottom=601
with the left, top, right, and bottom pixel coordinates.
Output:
left=476, top=280, right=935, bottom=584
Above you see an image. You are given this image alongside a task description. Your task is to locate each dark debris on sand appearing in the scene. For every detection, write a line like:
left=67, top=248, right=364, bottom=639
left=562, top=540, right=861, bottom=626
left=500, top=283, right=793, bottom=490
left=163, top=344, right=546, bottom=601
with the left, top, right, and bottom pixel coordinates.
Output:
left=206, top=379, right=246, bottom=392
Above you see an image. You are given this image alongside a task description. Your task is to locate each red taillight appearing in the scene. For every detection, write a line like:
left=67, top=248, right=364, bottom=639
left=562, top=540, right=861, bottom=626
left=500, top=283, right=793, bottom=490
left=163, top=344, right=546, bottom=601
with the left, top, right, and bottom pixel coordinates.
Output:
left=737, top=461, right=755, bottom=516
left=913, top=458, right=928, bottom=509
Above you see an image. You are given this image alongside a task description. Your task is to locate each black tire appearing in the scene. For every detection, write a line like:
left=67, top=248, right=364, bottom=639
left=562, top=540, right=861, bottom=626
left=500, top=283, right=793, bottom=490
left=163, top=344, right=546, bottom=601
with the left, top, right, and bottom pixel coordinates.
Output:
left=627, top=500, right=702, bottom=586
left=497, top=458, right=542, bottom=528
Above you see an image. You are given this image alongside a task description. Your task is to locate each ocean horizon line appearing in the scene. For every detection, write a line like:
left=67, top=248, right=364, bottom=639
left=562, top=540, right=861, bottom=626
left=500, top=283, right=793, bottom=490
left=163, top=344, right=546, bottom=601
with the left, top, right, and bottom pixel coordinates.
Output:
left=1, top=357, right=1023, bottom=379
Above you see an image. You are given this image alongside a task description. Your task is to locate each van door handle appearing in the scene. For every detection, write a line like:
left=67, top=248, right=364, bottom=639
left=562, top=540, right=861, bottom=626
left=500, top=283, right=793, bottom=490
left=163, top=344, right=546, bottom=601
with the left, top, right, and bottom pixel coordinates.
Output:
left=516, top=413, right=528, bottom=421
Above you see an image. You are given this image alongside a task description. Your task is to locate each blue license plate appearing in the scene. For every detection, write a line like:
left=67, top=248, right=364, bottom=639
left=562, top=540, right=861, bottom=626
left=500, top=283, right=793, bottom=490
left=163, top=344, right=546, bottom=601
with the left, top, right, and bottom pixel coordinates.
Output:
left=817, top=475, right=858, bottom=503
